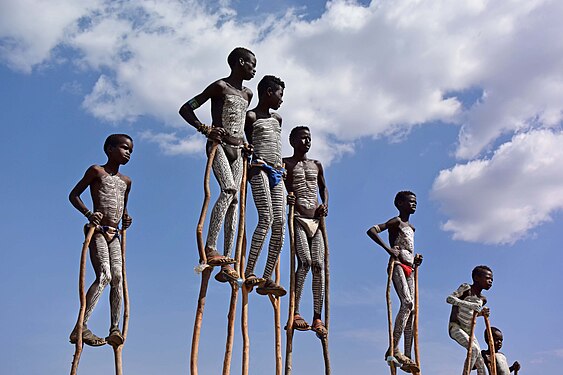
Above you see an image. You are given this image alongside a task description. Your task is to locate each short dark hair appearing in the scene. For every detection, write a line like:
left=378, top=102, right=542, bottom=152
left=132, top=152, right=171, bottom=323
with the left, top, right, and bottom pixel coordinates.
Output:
left=227, top=47, right=255, bottom=68
left=289, top=126, right=310, bottom=144
left=472, top=265, right=492, bottom=280
left=484, top=326, right=502, bottom=341
left=394, top=191, right=416, bottom=208
left=257, top=75, right=285, bottom=97
left=104, top=134, right=133, bottom=156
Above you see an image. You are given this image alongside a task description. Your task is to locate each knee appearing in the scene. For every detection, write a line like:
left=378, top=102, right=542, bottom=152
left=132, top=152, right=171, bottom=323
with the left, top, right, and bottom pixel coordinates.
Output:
left=110, top=269, right=122, bottom=286
left=312, top=260, right=324, bottom=274
left=99, top=269, right=112, bottom=287
left=401, top=299, right=414, bottom=312
left=258, top=211, right=273, bottom=227
left=298, top=258, right=311, bottom=272
left=221, top=187, right=237, bottom=200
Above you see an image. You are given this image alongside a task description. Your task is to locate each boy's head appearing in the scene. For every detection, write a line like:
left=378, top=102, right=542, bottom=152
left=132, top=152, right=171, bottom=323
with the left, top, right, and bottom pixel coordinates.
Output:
left=484, top=327, right=503, bottom=352
left=472, top=265, right=493, bottom=290
left=104, top=134, right=133, bottom=163
left=394, top=191, right=417, bottom=213
left=257, top=75, right=285, bottom=110
left=227, top=47, right=256, bottom=79
left=289, top=126, right=311, bottom=152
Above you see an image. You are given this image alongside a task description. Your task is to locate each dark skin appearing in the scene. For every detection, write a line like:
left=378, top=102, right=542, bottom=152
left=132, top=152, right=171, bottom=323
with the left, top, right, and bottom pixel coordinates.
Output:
left=244, top=84, right=283, bottom=147
left=449, top=270, right=493, bottom=324
left=283, top=129, right=328, bottom=219
left=69, top=137, right=133, bottom=229
left=482, top=330, right=521, bottom=374
left=179, top=53, right=256, bottom=143
left=283, top=128, right=328, bottom=327
left=366, top=194, right=423, bottom=267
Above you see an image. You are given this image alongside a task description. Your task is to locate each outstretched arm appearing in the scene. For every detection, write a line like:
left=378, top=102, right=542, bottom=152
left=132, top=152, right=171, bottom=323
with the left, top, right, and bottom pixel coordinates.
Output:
left=366, top=217, right=401, bottom=257
left=69, top=166, right=103, bottom=225
left=445, top=284, right=483, bottom=311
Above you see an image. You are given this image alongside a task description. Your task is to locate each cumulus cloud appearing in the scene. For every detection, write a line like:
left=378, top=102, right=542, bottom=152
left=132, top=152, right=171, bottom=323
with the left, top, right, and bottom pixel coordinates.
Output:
left=432, top=130, right=563, bottom=244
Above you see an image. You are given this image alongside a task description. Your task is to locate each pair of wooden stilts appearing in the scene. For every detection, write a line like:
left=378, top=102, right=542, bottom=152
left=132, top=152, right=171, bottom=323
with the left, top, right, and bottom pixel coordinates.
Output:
left=385, top=260, right=421, bottom=375
left=464, top=311, right=498, bottom=375
left=191, top=142, right=331, bottom=374
left=70, top=226, right=130, bottom=375
left=285, top=196, right=331, bottom=375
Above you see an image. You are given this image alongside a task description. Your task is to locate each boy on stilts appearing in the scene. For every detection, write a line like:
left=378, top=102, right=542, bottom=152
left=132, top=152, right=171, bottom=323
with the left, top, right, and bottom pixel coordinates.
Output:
left=367, top=191, right=423, bottom=373
left=284, top=126, right=329, bottom=336
left=243, top=75, right=287, bottom=296
left=179, top=47, right=256, bottom=282
left=447, top=265, right=494, bottom=375
left=69, top=134, right=133, bottom=347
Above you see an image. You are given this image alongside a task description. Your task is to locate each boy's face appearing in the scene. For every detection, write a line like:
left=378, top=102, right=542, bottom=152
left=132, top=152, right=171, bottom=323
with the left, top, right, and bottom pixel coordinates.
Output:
left=108, top=137, right=133, bottom=165
left=492, top=330, right=503, bottom=351
left=240, top=54, right=256, bottom=80
left=291, top=129, right=311, bottom=153
left=398, top=195, right=417, bottom=214
left=474, top=270, right=493, bottom=290
left=267, top=86, right=284, bottom=110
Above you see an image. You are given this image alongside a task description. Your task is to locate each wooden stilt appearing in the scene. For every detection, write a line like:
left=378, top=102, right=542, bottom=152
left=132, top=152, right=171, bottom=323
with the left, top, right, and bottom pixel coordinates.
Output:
left=484, top=315, right=497, bottom=375
left=413, top=265, right=421, bottom=375
left=222, top=157, right=248, bottom=375
left=319, top=217, right=331, bottom=375
left=284, top=193, right=296, bottom=375
left=191, top=142, right=218, bottom=375
left=464, top=311, right=478, bottom=375
left=70, top=224, right=96, bottom=375
left=386, top=259, right=397, bottom=375
left=268, top=261, right=282, bottom=375
left=111, top=228, right=130, bottom=375
left=241, top=233, right=250, bottom=375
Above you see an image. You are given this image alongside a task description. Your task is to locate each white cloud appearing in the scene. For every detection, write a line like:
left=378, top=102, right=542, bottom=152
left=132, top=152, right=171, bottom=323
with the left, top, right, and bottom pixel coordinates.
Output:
left=139, top=130, right=204, bottom=155
left=431, top=130, right=563, bottom=244
left=3, top=0, right=563, bottom=240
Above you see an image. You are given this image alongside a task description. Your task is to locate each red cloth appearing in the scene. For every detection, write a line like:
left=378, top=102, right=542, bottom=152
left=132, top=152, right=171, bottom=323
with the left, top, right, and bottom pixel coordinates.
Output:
left=399, top=263, right=413, bottom=278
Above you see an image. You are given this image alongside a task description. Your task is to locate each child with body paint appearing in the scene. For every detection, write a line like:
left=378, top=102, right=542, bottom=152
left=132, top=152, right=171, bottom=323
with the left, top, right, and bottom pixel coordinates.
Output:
left=243, top=75, right=287, bottom=296
left=446, top=265, right=494, bottom=375
left=481, top=327, right=521, bottom=375
left=179, top=47, right=256, bottom=283
left=284, top=126, right=329, bottom=336
left=68, top=134, right=133, bottom=347
left=367, top=191, right=423, bottom=373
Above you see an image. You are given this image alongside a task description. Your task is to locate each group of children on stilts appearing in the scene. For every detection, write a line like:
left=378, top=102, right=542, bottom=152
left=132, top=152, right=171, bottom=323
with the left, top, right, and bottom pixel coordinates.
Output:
left=67, top=47, right=521, bottom=375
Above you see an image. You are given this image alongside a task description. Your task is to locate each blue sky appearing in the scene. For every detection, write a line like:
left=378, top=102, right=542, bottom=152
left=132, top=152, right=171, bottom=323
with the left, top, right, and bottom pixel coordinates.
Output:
left=1, top=0, right=563, bottom=374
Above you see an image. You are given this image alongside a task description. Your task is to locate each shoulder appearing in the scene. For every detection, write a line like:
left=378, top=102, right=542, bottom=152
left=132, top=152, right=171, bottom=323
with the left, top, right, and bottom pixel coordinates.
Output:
left=119, top=173, right=132, bottom=185
left=246, top=110, right=257, bottom=123
left=242, top=86, right=253, bottom=100
left=86, top=164, right=104, bottom=176
left=386, top=216, right=401, bottom=228
left=271, top=112, right=282, bottom=123
left=456, top=283, right=471, bottom=294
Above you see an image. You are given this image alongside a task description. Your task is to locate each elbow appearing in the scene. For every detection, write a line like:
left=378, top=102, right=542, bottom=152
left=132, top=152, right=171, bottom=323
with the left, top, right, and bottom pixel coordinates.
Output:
left=446, top=296, right=454, bottom=304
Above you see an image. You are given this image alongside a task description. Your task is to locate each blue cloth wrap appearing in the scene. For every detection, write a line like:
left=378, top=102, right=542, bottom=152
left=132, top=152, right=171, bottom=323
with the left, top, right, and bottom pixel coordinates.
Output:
left=261, top=164, right=285, bottom=188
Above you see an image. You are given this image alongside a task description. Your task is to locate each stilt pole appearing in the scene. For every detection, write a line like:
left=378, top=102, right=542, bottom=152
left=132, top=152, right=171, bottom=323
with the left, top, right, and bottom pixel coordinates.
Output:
left=464, top=311, right=478, bottom=375
left=222, top=156, right=248, bottom=375
left=386, top=259, right=397, bottom=375
left=284, top=193, right=296, bottom=375
left=268, top=262, right=282, bottom=375
left=111, top=228, right=130, bottom=375
left=484, top=315, right=497, bottom=375
left=319, top=216, right=331, bottom=375
left=413, top=265, right=421, bottom=375
left=70, top=224, right=96, bottom=375
left=191, top=142, right=218, bottom=375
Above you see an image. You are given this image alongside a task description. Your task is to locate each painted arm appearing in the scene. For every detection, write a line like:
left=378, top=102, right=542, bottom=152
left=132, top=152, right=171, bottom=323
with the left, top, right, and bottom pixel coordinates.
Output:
left=315, top=160, right=329, bottom=217
left=121, top=177, right=133, bottom=229
left=446, top=283, right=483, bottom=311
left=69, top=165, right=103, bottom=225
left=366, top=217, right=401, bottom=258
left=179, top=81, right=225, bottom=138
